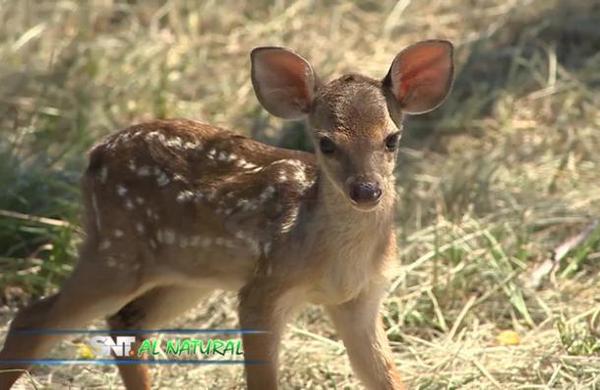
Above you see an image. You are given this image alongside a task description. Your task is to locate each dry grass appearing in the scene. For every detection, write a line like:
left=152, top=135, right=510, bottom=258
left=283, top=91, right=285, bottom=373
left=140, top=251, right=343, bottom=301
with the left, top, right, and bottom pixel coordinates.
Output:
left=1, top=0, right=599, bottom=388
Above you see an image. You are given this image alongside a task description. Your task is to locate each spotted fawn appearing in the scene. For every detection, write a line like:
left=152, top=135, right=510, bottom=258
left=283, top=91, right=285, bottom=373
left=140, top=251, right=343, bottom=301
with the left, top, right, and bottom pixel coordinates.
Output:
left=0, top=40, right=454, bottom=390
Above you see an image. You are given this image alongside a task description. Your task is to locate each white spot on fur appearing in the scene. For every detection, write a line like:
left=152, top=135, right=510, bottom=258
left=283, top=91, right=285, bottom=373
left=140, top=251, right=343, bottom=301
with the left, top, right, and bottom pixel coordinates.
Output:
left=205, top=189, right=216, bottom=202
left=125, top=199, right=134, bottom=210
left=135, top=196, right=145, bottom=205
left=99, top=167, right=108, bottom=184
left=149, top=239, right=157, bottom=250
left=217, top=151, right=228, bottom=161
left=259, top=186, right=276, bottom=202
left=179, top=236, right=189, bottom=248
left=280, top=207, right=299, bottom=233
left=190, top=235, right=201, bottom=247
left=128, top=159, right=136, bottom=171
left=91, top=193, right=101, bottom=231
left=99, top=240, right=111, bottom=250
left=233, top=198, right=258, bottom=212
left=233, top=231, right=260, bottom=255
left=116, top=185, right=127, bottom=197
left=183, top=140, right=202, bottom=150
left=114, top=229, right=124, bottom=238
left=292, top=166, right=308, bottom=187
left=146, top=131, right=160, bottom=139
left=215, top=237, right=228, bottom=247
left=136, top=223, right=144, bottom=234
left=176, top=190, right=194, bottom=203
left=106, top=257, right=118, bottom=267
left=237, top=159, right=260, bottom=170
left=289, top=160, right=313, bottom=189
left=165, top=137, right=183, bottom=148
left=284, top=159, right=306, bottom=170
left=207, top=148, right=216, bottom=159
left=156, top=171, right=170, bottom=187
left=263, top=242, right=272, bottom=257
left=173, top=174, right=184, bottom=182
left=163, top=229, right=176, bottom=245
left=137, top=166, right=151, bottom=176
left=272, top=159, right=313, bottom=190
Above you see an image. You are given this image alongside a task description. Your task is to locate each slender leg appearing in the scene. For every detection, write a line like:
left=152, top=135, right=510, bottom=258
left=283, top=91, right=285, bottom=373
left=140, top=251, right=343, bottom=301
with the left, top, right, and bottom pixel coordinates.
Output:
left=107, top=286, right=212, bottom=390
left=238, top=278, right=300, bottom=390
left=0, top=254, right=148, bottom=390
left=326, top=279, right=404, bottom=390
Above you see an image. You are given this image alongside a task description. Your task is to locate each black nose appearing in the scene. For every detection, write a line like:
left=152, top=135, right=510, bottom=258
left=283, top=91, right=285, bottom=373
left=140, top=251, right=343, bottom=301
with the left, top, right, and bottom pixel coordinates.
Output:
left=349, top=181, right=382, bottom=204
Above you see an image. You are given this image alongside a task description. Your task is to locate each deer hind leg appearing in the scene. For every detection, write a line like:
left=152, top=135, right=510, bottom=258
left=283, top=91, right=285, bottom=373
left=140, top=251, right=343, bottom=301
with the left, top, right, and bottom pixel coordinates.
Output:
left=107, top=286, right=212, bottom=390
left=0, top=245, right=150, bottom=390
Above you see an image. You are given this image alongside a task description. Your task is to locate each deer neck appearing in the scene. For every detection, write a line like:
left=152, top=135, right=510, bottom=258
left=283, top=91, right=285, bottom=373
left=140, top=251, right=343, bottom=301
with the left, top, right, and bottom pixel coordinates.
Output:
left=295, top=169, right=395, bottom=304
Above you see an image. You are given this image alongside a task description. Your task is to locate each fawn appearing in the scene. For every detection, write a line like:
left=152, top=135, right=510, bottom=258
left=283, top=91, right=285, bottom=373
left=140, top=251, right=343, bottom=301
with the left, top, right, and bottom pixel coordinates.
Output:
left=0, top=40, right=453, bottom=389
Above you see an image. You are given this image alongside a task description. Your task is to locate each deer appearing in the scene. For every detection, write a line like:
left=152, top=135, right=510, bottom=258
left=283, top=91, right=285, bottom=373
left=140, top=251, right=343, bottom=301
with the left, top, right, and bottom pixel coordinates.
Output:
left=0, top=39, right=453, bottom=390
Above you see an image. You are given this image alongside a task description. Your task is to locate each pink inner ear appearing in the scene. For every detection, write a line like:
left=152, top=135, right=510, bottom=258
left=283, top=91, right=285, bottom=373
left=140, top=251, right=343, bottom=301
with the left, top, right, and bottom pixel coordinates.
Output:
left=258, top=51, right=312, bottom=110
left=390, top=42, right=452, bottom=113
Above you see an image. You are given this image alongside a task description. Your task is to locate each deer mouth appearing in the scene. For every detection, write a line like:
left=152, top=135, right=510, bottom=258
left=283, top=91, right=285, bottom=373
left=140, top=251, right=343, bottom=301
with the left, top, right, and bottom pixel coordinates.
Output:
left=348, top=196, right=382, bottom=212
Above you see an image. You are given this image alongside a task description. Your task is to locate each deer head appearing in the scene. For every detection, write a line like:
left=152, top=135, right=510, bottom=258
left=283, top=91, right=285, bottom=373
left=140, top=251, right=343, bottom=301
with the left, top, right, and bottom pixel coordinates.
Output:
left=251, top=40, right=454, bottom=211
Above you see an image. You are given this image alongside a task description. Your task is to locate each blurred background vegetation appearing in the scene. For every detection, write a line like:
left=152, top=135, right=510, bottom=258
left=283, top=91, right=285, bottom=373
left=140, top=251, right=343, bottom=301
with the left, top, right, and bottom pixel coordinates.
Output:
left=0, top=0, right=599, bottom=388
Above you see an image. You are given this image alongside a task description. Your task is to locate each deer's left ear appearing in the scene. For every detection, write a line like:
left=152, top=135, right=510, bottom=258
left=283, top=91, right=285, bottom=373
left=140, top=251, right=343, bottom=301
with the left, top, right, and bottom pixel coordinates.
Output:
left=251, top=47, right=317, bottom=120
left=383, top=40, right=454, bottom=115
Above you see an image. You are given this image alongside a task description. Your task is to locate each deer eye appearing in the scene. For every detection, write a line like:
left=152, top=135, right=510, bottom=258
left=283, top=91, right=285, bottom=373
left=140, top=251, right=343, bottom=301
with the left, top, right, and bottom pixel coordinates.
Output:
left=319, top=137, right=336, bottom=155
left=384, top=132, right=401, bottom=151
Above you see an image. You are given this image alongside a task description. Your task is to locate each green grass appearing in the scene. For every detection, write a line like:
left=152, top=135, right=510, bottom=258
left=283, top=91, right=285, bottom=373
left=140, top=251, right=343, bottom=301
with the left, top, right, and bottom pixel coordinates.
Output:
left=1, top=0, right=599, bottom=388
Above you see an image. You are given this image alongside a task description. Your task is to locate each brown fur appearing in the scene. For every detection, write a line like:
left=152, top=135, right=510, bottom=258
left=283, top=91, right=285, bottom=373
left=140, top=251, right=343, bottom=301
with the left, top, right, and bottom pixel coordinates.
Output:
left=0, top=40, right=453, bottom=390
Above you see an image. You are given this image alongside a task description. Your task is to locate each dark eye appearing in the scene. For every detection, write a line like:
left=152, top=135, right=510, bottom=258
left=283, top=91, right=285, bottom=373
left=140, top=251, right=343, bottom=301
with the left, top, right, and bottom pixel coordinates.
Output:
left=319, top=137, right=336, bottom=154
left=385, top=132, right=401, bottom=151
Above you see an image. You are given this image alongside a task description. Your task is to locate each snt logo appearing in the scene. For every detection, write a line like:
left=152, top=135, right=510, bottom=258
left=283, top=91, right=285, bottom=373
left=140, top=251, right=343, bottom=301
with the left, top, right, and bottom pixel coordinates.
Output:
left=89, top=336, right=136, bottom=357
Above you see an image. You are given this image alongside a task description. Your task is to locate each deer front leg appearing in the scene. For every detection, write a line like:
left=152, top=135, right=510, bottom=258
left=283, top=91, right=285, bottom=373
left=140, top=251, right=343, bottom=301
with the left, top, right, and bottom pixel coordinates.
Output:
left=238, top=278, right=300, bottom=390
left=326, top=279, right=404, bottom=390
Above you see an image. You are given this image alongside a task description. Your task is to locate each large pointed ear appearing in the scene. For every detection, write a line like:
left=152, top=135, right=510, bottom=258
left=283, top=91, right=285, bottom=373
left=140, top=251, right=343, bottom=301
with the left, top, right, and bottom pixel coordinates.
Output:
left=383, top=40, right=454, bottom=115
left=250, top=47, right=317, bottom=120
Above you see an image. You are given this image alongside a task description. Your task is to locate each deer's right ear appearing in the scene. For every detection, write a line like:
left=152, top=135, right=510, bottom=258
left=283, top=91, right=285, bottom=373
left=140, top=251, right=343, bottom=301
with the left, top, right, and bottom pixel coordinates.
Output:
left=251, top=47, right=317, bottom=120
